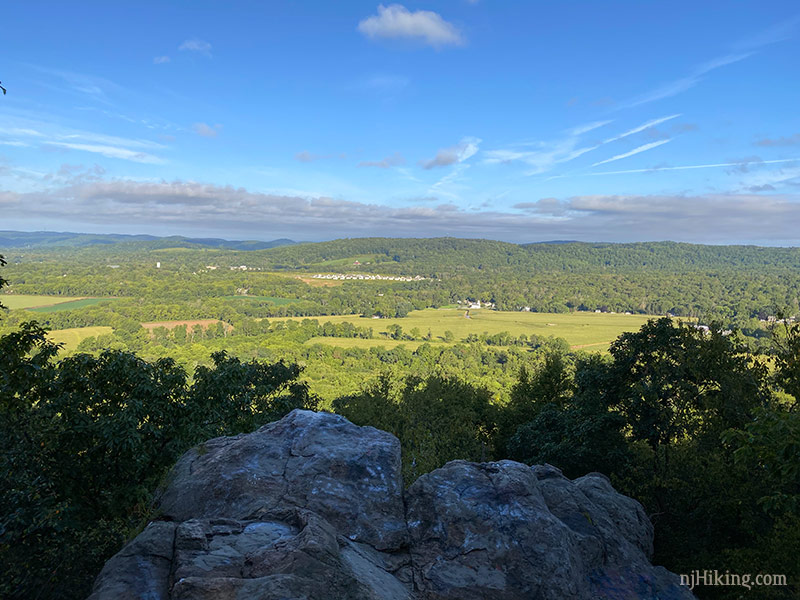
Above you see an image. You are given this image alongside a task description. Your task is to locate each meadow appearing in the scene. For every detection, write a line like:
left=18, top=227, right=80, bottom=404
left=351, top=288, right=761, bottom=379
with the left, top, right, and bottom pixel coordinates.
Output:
left=285, top=308, right=659, bottom=351
left=48, top=326, right=114, bottom=351
left=1, top=294, right=87, bottom=309
left=29, top=298, right=115, bottom=312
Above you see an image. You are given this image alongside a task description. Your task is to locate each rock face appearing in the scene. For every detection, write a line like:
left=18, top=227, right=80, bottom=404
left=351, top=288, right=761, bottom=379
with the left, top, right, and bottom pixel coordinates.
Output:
left=89, top=409, right=694, bottom=600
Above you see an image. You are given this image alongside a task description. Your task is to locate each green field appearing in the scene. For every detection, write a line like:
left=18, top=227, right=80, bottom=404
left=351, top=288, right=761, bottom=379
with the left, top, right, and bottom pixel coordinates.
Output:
left=28, top=298, right=116, bottom=313
left=48, top=326, right=114, bottom=351
left=282, top=309, right=662, bottom=351
left=1, top=294, right=87, bottom=309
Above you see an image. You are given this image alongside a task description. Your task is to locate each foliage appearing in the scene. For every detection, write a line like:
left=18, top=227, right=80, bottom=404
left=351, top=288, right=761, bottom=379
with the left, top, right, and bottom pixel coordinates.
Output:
left=0, top=253, right=7, bottom=309
left=505, top=354, right=631, bottom=478
left=0, top=325, right=315, bottom=600
left=607, top=318, right=767, bottom=471
left=334, top=373, right=497, bottom=482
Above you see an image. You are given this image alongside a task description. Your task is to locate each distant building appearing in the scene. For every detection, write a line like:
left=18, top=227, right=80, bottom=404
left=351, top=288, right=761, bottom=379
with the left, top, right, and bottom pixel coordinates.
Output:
left=156, top=262, right=161, bottom=268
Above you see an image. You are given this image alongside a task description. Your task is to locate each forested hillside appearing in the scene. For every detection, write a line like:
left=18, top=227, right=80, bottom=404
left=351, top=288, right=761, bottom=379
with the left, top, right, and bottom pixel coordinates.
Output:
left=2, top=236, right=799, bottom=325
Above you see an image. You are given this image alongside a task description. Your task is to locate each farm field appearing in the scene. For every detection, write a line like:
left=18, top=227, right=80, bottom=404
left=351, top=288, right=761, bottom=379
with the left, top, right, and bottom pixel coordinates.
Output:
left=282, top=309, right=661, bottom=351
left=1, top=294, right=87, bottom=309
left=28, top=298, right=116, bottom=312
left=48, top=326, right=113, bottom=351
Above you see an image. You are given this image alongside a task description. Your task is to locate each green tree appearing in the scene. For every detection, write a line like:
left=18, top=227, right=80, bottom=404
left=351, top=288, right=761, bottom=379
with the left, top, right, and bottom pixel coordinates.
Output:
left=334, top=373, right=497, bottom=482
left=0, top=254, right=8, bottom=310
left=0, top=328, right=315, bottom=600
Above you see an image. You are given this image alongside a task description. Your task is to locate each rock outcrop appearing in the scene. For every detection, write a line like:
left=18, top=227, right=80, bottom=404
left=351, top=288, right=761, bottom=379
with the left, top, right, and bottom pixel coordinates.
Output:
left=89, top=409, right=694, bottom=600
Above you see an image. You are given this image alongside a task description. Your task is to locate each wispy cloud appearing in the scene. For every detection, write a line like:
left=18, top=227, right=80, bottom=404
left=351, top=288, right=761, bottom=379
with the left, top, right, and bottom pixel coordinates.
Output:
left=25, top=64, right=125, bottom=105
left=294, top=151, right=346, bottom=163
left=603, top=114, right=681, bottom=143
left=756, top=133, right=800, bottom=147
left=192, top=122, right=222, bottom=138
left=570, top=120, right=613, bottom=136
left=428, top=163, right=471, bottom=199
left=358, top=4, right=464, bottom=48
left=43, top=142, right=164, bottom=164
left=179, top=39, right=212, bottom=56
left=358, top=152, right=406, bottom=168
left=0, top=119, right=167, bottom=164
left=153, top=56, right=171, bottom=64
left=484, top=122, right=607, bottom=175
left=549, top=157, right=800, bottom=178
left=591, top=139, right=671, bottom=167
left=420, top=137, right=481, bottom=169
left=622, top=53, right=751, bottom=108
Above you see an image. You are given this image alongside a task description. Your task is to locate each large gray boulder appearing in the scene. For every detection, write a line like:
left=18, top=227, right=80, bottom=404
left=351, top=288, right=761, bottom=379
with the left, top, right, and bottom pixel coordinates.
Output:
left=407, top=461, right=690, bottom=599
left=89, top=409, right=693, bottom=600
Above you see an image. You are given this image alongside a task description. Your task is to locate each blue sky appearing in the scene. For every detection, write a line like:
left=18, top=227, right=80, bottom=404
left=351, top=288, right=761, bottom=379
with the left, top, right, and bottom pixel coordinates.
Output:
left=2, top=1, right=800, bottom=243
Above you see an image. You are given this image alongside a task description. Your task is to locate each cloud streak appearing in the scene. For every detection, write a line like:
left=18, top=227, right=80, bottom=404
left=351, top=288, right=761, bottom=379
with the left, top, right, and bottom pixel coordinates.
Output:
left=42, top=142, right=165, bottom=164
left=592, top=139, right=671, bottom=167
left=550, top=157, right=800, bottom=178
left=622, top=53, right=752, bottom=108
left=603, top=114, right=681, bottom=143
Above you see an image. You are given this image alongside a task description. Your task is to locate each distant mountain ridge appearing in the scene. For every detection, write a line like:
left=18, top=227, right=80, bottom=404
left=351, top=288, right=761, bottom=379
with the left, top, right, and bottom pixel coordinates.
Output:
left=0, top=231, right=296, bottom=251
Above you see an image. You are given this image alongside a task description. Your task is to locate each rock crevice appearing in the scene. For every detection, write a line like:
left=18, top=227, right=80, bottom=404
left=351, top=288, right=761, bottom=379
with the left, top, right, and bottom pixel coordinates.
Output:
left=89, top=409, right=694, bottom=600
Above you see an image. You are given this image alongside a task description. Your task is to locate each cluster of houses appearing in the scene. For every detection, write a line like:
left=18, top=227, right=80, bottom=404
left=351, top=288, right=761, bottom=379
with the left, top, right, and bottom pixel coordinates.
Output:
left=760, top=316, right=796, bottom=324
left=311, top=273, right=426, bottom=282
left=457, top=299, right=496, bottom=310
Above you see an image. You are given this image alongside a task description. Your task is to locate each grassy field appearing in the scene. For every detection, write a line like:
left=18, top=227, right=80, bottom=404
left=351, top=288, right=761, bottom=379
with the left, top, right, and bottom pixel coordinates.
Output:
left=283, top=309, right=662, bottom=351
left=48, top=326, right=113, bottom=351
left=1, top=294, right=87, bottom=309
left=28, top=298, right=115, bottom=313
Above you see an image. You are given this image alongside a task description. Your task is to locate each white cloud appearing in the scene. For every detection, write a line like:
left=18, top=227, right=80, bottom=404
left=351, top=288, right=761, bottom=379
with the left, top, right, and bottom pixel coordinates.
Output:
left=550, top=157, right=800, bottom=178
left=43, top=142, right=165, bottom=164
left=179, top=39, right=212, bottom=56
left=603, top=114, right=681, bottom=143
left=358, top=152, right=406, bottom=168
left=4, top=178, right=800, bottom=244
left=420, top=137, right=481, bottom=169
left=358, top=4, right=464, bottom=48
left=622, top=53, right=752, bottom=108
left=192, top=123, right=222, bottom=138
left=569, top=120, right=613, bottom=136
left=591, top=139, right=671, bottom=167
left=153, top=56, right=171, bottom=64
left=485, top=130, right=600, bottom=175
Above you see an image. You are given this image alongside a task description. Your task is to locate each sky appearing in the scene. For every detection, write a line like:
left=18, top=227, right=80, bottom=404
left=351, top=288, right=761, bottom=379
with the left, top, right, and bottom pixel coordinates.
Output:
left=1, top=1, right=800, bottom=244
